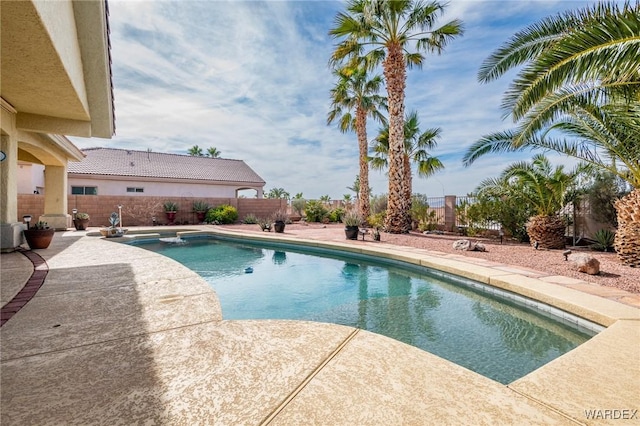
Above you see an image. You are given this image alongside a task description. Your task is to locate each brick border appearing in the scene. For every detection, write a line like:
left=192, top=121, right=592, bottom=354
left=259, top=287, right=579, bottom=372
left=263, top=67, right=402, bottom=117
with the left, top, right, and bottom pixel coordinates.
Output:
left=0, top=248, right=48, bottom=327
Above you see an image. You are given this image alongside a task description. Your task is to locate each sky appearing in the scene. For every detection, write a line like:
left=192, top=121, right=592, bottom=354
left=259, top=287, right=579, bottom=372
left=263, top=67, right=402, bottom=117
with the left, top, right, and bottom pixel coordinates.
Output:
left=70, top=0, right=597, bottom=200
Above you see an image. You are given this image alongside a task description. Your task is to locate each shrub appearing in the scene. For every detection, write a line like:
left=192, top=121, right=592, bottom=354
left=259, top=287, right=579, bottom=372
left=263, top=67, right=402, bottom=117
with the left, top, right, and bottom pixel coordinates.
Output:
left=591, top=229, right=615, bottom=252
left=343, top=210, right=361, bottom=227
left=273, top=209, right=289, bottom=223
left=243, top=213, right=259, bottom=224
left=370, top=194, right=388, bottom=215
left=205, top=205, right=238, bottom=224
left=367, top=212, right=385, bottom=229
left=304, top=200, right=328, bottom=222
left=328, top=207, right=345, bottom=223
left=291, top=198, right=306, bottom=216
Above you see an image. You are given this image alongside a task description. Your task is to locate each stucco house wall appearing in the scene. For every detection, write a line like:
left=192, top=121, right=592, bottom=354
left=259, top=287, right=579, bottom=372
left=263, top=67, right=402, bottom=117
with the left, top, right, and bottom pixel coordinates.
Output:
left=17, top=162, right=45, bottom=194
left=68, top=176, right=250, bottom=198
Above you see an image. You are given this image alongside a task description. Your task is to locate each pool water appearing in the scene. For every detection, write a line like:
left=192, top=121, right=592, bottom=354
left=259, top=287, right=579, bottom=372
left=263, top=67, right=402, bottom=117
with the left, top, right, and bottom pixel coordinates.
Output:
left=138, top=237, right=595, bottom=384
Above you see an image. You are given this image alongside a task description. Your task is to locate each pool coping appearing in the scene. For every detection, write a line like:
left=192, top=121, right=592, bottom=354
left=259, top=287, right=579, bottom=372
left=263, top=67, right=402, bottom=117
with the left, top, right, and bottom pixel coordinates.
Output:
left=1, top=226, right=638, bottom=424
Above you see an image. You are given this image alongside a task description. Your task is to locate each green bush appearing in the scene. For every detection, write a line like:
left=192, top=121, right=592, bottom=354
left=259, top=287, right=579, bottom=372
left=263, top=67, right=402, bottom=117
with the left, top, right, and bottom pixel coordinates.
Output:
left=328, top=207, right=345, bottom=223
left=205, top=205, right=239, bottom=224
left=304, top=200, right=328, bottom=222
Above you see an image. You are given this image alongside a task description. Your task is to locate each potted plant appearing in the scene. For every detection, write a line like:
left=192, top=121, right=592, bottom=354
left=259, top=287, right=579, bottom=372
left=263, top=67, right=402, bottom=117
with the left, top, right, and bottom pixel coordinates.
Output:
left=272, top=210, right=289, bottom=233
left=100, top=212, right=127, bottom=238
left=23, top=221, right=55, bottom=249
left=163, top=201, right=179, bottom=224
left=343, top=210, right=361, bottom=240
left=74, top=212, right=90, bottom=230
left=192, top=200, right=210, bottom=223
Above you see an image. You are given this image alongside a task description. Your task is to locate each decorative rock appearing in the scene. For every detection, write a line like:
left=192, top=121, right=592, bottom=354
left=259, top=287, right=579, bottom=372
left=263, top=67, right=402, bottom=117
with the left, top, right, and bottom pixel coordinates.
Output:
left=567, top=253, right=600, bottom=275
left=453, top=240, right=487, bottom=252
left=471, top=242, right=486, bottom=252
left=453, top=240, right=470, bottom=251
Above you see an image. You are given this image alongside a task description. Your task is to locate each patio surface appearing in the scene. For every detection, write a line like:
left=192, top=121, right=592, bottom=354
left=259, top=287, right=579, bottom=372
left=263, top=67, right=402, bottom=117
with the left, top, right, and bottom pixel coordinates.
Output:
left=1, top=225, right=638, bottom=425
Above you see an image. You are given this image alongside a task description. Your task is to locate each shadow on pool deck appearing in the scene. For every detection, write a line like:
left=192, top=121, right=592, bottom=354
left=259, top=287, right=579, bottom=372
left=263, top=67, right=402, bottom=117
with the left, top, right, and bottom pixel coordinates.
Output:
left=1, top=226, right=638, bottom=425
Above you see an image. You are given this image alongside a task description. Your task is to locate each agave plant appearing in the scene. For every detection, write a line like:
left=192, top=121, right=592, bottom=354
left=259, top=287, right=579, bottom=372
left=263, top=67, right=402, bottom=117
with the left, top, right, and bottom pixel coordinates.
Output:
left=592, top=229, right=616, bottom=252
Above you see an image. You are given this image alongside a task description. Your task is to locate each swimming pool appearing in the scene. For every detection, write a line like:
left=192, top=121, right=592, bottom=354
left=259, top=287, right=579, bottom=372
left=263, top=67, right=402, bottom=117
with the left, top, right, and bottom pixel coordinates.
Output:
left=137, top=236, right=596, bottom=384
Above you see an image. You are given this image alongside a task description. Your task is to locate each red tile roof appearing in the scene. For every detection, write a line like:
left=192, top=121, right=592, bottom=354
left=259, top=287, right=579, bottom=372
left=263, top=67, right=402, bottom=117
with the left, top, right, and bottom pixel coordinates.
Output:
left=68, top=148, right=265, bottom=185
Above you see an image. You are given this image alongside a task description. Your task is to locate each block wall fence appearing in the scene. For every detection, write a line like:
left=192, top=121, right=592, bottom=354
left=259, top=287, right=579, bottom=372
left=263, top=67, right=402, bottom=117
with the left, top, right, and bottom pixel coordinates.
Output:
left=17, top=195, right=287, bottom=227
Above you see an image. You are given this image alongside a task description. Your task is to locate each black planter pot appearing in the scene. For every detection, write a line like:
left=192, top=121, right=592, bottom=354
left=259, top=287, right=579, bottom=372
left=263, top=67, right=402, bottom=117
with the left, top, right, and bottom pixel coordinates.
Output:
left=345, top=226, right=359, bottom=240
left=274, top=220, right=286, bottom=233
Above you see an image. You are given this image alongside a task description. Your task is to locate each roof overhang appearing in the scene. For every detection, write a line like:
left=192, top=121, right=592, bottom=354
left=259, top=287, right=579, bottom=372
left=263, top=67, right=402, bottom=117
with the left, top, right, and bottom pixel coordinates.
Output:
left=1, top=0, right=114, bottom=138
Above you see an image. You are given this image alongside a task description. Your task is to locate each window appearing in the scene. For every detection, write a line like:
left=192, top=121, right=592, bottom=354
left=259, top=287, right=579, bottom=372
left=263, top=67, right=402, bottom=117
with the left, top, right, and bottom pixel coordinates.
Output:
left=71, top=186, right=97, bottom=195
left=126, top=187, right=144, bottom=193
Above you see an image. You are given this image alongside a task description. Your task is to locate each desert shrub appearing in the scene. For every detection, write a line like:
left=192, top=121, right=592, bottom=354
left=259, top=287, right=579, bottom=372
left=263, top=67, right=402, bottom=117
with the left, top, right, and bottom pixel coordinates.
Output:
left=410, top=194, right=433, bottom=230
left=304, top=200, right=328, bottom=222
left=370, top=194, right=387, bottom=215
left=205, top=205, right=238, bottom=224
left=591, top=229, right=616, bottom=252
left=367, top=212, right=385, bottom=229
left=243, top=213, right=259, bottom=224
left=291, top=198, right=306, bottom=216
left=328, top=207, right=345, bottom=223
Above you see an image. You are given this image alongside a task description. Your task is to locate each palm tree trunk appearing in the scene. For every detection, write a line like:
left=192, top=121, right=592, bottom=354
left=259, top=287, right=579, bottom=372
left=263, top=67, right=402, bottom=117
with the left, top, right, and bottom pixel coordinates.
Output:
left=404, top=154, right=413, bottom=231
left=614, top=188, right=640, bottom=267
left=355, top=107, right=370, bottom=220
left=383, top=43, right=407, bottom=233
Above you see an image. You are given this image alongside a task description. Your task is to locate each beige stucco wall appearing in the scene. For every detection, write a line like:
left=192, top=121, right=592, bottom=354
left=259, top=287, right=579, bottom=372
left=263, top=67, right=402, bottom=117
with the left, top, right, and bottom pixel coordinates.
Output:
left=68, top=176, right=262, bottom=198
left=17, top=163, right=45, bottom=194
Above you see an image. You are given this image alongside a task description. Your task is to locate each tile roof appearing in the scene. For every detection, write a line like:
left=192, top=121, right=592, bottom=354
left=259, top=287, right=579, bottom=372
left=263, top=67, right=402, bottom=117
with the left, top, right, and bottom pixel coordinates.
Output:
left=68, top=148, right=265, bottom=185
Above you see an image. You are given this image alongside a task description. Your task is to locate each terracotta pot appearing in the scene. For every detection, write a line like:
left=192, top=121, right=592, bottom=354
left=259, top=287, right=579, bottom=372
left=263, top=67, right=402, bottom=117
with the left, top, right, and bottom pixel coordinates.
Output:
left=196, top=211, right=206, bottom=223
left=23, top=228, right=55, bottom=249
left=165, top=211, right=177, bottom=223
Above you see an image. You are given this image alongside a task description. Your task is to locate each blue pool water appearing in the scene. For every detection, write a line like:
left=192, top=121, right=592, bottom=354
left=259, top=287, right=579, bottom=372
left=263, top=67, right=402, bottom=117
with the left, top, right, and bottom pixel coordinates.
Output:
left=137, top=237, right=595, bottom=384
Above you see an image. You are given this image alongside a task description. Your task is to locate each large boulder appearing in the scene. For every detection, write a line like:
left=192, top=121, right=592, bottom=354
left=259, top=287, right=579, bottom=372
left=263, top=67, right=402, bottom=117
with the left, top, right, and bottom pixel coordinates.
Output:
left=567, top=253, right=600, bottom=275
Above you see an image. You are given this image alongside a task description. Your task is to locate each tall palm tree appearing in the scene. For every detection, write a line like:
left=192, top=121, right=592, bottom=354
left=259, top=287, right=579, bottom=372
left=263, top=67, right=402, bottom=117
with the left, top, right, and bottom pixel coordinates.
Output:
left=330, top=0, right=463, bottom=233
left=370, top=111, right=444, bottom=206
left=463, top=1, right=640, bottom=265
left=188, top=145, right=203, bottom=156
left=501, top=154, right=584, bottom=249
left=328, top=65, right=387, bottom=220
left=206, top=147, right=221, bottom=158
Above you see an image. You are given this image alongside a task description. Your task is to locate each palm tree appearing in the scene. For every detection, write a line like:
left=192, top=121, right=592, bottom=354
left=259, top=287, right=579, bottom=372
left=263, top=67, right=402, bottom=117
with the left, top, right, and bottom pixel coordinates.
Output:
left=206, top=147, right=221, bottom=158
left=463, top=1, right=640, bottom=265
left=370, top=111, right=444, bottom=207
left=188, top=145, right=204, bottom=156
left=502, top=154, right=585, bottom=249
left=328, top=65, right=387, bottom=220
left=330, top=0, right=463, bottom=233
left=266, top=188, right=290, bottom=200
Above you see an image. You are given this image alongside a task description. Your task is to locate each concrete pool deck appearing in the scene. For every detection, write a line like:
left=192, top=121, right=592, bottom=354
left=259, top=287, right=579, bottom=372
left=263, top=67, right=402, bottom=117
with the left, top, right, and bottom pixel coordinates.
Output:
left=1, top=225, right=638, bottom=425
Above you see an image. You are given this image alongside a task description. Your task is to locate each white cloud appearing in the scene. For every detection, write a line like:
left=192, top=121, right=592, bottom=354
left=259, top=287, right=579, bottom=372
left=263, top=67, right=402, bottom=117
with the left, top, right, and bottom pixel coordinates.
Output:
left=71, top=0, right=599, bottom=200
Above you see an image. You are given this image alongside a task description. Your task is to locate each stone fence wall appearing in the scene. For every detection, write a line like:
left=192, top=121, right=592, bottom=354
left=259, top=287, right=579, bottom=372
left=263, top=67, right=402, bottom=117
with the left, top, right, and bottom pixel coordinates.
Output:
left=18, top=194, right=287, bottom=227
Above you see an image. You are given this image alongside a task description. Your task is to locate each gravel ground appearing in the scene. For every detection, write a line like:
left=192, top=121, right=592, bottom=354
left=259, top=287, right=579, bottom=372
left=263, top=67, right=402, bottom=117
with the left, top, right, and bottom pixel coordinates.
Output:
left=222, top=223, right=640, bottom=294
